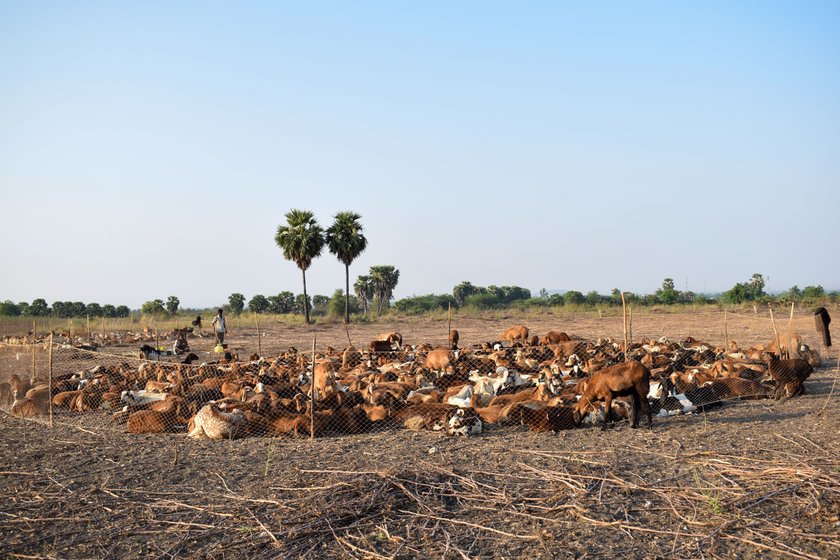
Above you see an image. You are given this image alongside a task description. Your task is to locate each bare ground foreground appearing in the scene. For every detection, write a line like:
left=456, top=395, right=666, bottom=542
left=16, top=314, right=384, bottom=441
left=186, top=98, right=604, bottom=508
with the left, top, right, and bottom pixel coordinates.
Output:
left=1, top=311, right=839, bottom=559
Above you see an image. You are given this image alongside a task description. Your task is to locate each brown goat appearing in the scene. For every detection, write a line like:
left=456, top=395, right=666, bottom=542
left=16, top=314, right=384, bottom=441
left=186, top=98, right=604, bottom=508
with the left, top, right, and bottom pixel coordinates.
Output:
left=424, top=347, right=458, bottom=373
left=521, top=405, right=577, bottom=432
left=575, top=361, right=652, bottom=429
left=541, top=331, right=571, bottom=345
left=449, top=329, right=460, bottom=350
left=127, top=410, right=175, bottom=434
left=500, top=325, right=529, bottom=345
left=765, top=356, right=813, bottom=400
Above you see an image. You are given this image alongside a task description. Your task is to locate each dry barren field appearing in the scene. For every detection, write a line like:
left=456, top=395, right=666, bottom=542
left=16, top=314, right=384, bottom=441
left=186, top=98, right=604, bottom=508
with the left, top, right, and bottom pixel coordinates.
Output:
left=1, top=310, right=838, bottom=559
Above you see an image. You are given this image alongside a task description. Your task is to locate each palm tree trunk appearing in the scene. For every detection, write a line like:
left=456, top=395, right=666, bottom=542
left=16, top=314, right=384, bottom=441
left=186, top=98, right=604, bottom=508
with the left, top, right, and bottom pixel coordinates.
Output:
left=344, top=264, right=350, bottom=324
left=302, top=269, right=310, bottom=325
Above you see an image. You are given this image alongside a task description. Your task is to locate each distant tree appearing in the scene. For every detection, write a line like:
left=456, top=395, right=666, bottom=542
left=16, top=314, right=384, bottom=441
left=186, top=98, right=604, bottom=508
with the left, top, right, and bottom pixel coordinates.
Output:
left=453, top=281, right=481, bottom=307
left=17, top=302, right=30, bottom=316
left=802, top=285, right=825, bottom=300
left=564, top=291, right=585, bottom=305
left=275, top=209, right=325, bottom=324
left=51, top=301, right=68, bottom=317
left=785, top=286, right=803, bottom=301
left=70, top=302, right=86, bottom=317
left=165, top=296, right=180, bottom=315
left=585, top=290, right=603, bottom=306
left=115, top=305, right=131, bottom=318
left=228, top=293, right=246, bottom=315
left=294, top=293, right=312, bottom=316
left=141, top=299, right=167, bottom=315
left=328, top=289, right=359, bottom=317
left=268, top=292, right=295, bottom=314
left=102, top=304, right=117, bottom=318
left=369, top=265, right=400, bottom=315
left=749, top=273, right=766, bottom=299
left=0, top=301, right=21, bottom=316
left=394, top=294, right=457, bottom=314
left=312, top=295, right=329, bottom=309
left=248, top=294, right=269, bottom=314
left=30, top=299, right=50, bottom=316
left=354, top=275, right=375, bottom=315
left=326, top=211, right=368, bottom=324
left=539, top=288, right=549, bottom=299
left=85, top=303, right=103, bottom=317
left=548, top=293, right=565, bottom=306
left=466, top=292, right=500, bottom=309
left=656, top=278, right=679, bottom=305
left=722, top=283, right=750, bottom=304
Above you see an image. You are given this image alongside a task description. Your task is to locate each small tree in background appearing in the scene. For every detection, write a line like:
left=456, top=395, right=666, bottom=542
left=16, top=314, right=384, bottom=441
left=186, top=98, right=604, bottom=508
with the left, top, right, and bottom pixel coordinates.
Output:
left=369, top=265, right=400, bottom=315
left=354, top=275, right=375, bottom=315
left=166, top=296, right=180, bottom=315
left=141, top=300, right=167, bottom=315
left=85, top=303, right=103, bottom=317
left=30, top=299, right=50, bottom=316
left=229, top=293, right=246, bottom=315
left=248, top=294, right=269, bottom=314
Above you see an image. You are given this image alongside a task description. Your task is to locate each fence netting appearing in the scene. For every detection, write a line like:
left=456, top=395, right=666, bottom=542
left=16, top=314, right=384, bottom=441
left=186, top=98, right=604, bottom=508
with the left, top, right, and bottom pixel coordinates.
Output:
left=0, top=309, right=833, bottom=439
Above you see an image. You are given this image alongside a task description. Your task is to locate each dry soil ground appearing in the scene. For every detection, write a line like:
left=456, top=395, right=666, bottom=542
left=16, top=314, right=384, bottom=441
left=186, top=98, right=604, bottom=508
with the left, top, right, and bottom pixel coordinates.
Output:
left=1, top=311, right=838, bottom=559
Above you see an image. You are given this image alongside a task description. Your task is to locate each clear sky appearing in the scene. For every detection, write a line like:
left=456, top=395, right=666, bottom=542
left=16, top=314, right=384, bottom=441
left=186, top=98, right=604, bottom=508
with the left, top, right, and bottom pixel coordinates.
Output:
left=1, top=1, right=838, bottom=308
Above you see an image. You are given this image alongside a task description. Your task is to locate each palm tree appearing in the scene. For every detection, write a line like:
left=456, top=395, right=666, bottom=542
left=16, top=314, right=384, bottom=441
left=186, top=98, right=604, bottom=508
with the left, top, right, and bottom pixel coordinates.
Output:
left=369, top=265, right=400, bottom=315
left=326, top=212, right=368, bottom=323
left=274, top=209, right=325, bottom=324
left=354, top=275, right=374, bottom=315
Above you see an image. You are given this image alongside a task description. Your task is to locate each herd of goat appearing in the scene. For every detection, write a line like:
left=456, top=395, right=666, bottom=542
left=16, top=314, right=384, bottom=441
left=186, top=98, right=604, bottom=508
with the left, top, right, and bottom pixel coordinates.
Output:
left=0, top=324, right=821, bottom=439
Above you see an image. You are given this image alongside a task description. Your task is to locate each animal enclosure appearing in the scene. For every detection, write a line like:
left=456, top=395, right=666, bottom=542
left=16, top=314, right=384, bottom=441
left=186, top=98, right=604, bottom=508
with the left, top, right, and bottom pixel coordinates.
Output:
left=0, top=309, right=838, bottom=559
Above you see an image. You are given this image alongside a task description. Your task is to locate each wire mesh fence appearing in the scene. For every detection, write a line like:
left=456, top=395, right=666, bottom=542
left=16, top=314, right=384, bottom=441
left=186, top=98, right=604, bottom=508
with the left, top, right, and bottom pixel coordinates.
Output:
left=0, top=307, right=834, bottom=440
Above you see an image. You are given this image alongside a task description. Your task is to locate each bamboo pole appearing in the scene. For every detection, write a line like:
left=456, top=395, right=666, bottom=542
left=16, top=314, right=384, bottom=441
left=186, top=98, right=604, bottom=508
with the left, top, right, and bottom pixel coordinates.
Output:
left=786, top=302, right=795, bottom=331
left=448, top=302, right=452, bottom=346
left=48, top=340, right=53, bottom=428
left=30, top=346, right=37, bottom=384
left=345, top=326, right=352, bottom=348
left=621, top=292, right=628, bottom=361
left=769, top=306, right=782, bottom=357
left=32, top=319, right=36, bottom=341
left=254, top=311, right=262, bottom=357
left=87, top=314, right=91, bottom=343
left=724, top=310, right=729, bottom=350
left=310, top=337, right=317, bottom=439
left=155, top=327, right=160, bottom=361
left=628, top=306, right=633, bottom=347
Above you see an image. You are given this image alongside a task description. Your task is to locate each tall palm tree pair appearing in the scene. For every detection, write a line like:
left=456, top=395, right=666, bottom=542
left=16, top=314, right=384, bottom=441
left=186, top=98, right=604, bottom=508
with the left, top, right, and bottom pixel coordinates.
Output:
left=274, top=210, right=367, bottom=324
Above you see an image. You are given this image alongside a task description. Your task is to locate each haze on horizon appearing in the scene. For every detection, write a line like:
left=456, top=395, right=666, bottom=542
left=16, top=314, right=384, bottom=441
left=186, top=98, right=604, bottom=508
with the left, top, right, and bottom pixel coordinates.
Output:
left=1, top=2, right=838, bottom=309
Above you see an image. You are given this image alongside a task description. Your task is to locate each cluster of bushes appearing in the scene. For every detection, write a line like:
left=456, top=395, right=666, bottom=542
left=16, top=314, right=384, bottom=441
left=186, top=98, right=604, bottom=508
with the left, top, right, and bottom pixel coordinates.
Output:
left=0, top=299, right=131, bottom=318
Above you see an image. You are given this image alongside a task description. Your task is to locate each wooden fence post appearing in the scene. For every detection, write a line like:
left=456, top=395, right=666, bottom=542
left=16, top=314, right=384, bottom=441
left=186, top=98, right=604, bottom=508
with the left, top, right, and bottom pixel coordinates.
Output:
left=448, top=302, right=452, bottom=346
left=769, top=306, right=781, bottom=357
left=310, top=337, right=317, bottom=439
left=254, top=311, right=262, bottom=357
left=621, top=292, right=628, bottom=361
left=724, top=310, right=729, bottom=350
left=48, top=341, right=53, bottom=428
left=30, top=346, right=37, bottom=384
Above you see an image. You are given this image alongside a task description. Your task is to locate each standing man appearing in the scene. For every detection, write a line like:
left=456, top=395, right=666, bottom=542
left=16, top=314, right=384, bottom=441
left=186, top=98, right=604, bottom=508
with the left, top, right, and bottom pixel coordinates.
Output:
left=814, top=307, right=831, bottom=359
left=212, top=308, right=228, bottom=346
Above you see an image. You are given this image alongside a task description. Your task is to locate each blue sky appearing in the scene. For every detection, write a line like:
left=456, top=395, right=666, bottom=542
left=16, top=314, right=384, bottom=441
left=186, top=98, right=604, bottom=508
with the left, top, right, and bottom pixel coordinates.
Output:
left=1, top=1, right=838, bottom=308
